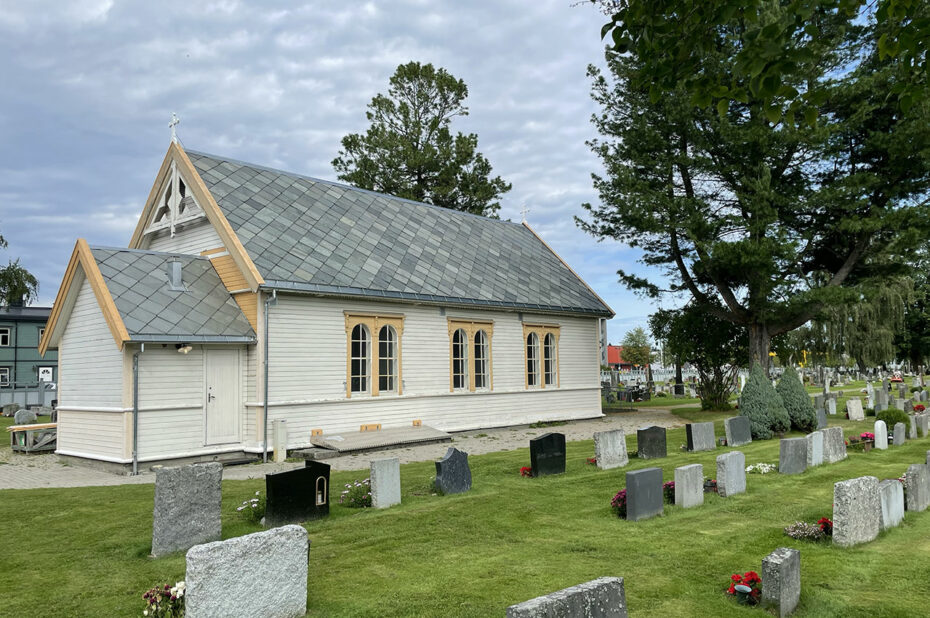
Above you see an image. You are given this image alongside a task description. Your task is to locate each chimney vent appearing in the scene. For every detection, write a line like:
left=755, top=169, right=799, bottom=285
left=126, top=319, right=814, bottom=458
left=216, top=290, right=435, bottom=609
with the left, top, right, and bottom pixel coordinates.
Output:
left=166, top=258, right=185, bottom=291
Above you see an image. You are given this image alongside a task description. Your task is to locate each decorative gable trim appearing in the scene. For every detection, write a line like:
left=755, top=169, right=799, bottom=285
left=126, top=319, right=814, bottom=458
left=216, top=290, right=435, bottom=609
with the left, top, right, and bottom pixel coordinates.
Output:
left=128, top=142, right=265, bottom=292
left=39, top=238, right=131, bottom=355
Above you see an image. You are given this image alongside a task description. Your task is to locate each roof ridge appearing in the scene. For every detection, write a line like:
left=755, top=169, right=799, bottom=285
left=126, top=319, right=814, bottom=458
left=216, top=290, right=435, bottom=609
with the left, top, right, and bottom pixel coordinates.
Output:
left=184, top=148, right=523, bottom=227
left=88, top=245, right=210, bottom=260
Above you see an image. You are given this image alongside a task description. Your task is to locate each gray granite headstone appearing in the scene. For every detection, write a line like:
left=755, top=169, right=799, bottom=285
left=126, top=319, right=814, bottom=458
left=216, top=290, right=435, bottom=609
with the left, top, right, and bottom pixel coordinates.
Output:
left=833, top=476, right=881, bottom=548
left=185, top=524, right=308, bottom=618
left=822, top=426, right=847, bottom=464
left=434, top=448, right=471, bottom=494
left=779, top=438, right=808, bottom=475
left=594, top=429, right=629, bottom=470
left=761, top=547, right=801, bottom=618
left=724, top=416, right=752, bottom=447
left=13, top=409, right=37, bottom=425
left=636, top=426, right=666, bottom=459
left=874, top=420, right=888, bottom=450
left=905, top=464, right=930, bottom=512
left=893, top=422, right=906, bottom=446
left=152, top=462, right=222, bottom=557
left=927, top=450, right=930, bottom=467
left=894, top=398, right=906, bottom=411
left=879, top=479, right=905, bottom=530
left=846, top=399, right=864, bottom=421
left=685, top=422, right=716, bottom=452
left=806, top=431, right=823, bottom=467
left=1, top=403, right=20, bottom=417
left=625, top=467, right=663, bottom=521
left=875, top=389, right=888, bottom=412
left=716, top=450, right=746, bottom=498
left=815, top=408, right=827, bottom=430
left=909, top=414, right=918, bottom=439
left=905, top=399, right=914, bottom=413
left=813, top=394, right=825, bottom=411
left=917, top=414, right=929, bottom=438
left=674, top=464, right=703, bottom=509
left=826, top=398, right=837, bottom=415
left=922, top=391, right=928, bottom=403
left=370, top=457, right=401, bottom=509
left=506, top=577, right=628, bottom=618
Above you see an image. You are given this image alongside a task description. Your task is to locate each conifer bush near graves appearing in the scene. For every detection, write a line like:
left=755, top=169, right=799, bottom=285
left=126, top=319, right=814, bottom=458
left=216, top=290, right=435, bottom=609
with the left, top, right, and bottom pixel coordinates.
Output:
left=776, top=365, right=817, bottom=432
left=876, top=408, right=909, bottom=430
left=739, top=363, right=790, bottom=439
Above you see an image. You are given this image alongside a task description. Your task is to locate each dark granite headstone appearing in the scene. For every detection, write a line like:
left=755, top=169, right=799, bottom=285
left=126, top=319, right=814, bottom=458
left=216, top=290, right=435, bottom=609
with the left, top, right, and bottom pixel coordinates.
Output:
left=264, top=461, right=330, bottom=527
left=625, top=467, right=663, bottom=521
left=434, top=447, right=472, bottom=494
left=816, top=409, right=828, bottom=430
left=724, top=416, right=752, bottom=447
left=529, top=433, right=566, bottom=477
left=636, top=426, right=667, bottom=459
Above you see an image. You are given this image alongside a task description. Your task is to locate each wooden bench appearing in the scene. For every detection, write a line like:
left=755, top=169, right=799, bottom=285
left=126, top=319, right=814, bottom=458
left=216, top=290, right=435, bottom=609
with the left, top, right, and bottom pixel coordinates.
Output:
left=6, top=422, right=57, bottom=453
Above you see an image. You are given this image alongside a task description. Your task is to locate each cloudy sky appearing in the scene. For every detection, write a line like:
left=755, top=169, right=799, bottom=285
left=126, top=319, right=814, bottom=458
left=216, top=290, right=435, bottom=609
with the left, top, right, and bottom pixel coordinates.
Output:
left=0, top=0, right=666, bottom=344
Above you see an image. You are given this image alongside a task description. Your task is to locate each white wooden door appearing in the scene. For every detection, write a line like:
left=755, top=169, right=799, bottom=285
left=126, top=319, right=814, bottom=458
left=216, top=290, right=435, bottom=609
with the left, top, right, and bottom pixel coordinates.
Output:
left=204, top=348, right=240, bottom=445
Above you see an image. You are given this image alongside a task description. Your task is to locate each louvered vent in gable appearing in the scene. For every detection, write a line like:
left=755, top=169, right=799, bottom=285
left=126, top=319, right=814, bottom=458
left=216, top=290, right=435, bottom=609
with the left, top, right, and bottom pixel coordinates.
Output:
left=144, top=161, right=204, bottom=238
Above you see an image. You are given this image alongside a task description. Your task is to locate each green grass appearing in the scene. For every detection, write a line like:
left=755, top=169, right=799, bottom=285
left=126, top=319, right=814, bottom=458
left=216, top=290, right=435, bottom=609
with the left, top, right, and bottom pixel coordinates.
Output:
left=3, top=416, right=930, bottom=617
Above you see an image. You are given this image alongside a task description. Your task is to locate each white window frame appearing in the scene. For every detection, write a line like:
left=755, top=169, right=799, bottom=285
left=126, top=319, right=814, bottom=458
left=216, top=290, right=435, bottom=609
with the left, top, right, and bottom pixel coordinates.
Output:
left=0, top=367, right=9, bottom=386
left=451, top=328, right=469, bottom=391
left=349, top=323, right=370, bottom=396
left=0, top=327, right=9, bottom=347
left=378, top=325, right=398, bottom=394
left=543, top=332, right=558, bottom=387
left=524, top=323, right=560, bottom=389
left=526, top=333, right=540, bottom=388
left=345, top=312, right=405, bottom=398
left=474, top=330, right=490, bottom=390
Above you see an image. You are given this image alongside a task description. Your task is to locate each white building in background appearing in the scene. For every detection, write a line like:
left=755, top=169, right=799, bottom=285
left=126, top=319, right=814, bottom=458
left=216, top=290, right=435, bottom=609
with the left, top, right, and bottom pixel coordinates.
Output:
left=40, top=142, right=614, bottom=471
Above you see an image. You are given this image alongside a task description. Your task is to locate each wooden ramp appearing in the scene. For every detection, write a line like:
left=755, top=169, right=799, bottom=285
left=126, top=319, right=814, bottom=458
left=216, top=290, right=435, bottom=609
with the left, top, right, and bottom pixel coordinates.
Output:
left=309, top=425, right=451, bottom=453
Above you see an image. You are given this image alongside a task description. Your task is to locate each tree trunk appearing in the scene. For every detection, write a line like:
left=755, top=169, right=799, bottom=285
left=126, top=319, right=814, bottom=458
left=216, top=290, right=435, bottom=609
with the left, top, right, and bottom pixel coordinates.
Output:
left=749, top=323, right=772, bottom=376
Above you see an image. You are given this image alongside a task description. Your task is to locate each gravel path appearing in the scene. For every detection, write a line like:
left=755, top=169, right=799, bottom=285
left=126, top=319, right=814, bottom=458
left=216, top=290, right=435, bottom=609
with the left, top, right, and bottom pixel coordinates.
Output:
left=0, top=409, right=685, bottom=489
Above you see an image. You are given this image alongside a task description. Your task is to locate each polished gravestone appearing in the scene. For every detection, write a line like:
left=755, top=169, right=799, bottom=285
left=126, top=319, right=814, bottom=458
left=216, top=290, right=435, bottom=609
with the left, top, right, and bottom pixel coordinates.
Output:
left=636, top=426, right=667, bottom=460
left=779, top=438, right=808, bottom=475
left=625, top=467, right=663, bottom=521
left=686, top=422, right=716, bottom=452
left=724, top=416, right=752, bottom=447
left=434, top=447, right=472, bottom=494
left=264, top=461, right=331, bottom=527
left=530, top=433, right=566, bottom=477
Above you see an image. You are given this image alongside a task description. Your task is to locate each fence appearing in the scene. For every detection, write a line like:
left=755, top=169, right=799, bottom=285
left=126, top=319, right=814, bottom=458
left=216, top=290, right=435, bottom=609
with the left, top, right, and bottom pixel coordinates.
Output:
left=0, top=382, right=56, bottom=408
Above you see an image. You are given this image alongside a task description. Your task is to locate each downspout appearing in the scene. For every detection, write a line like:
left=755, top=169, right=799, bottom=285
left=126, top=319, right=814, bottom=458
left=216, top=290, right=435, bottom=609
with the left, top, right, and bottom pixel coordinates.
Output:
left=132, top=343, right=144, bottom=476
left=262, top=290, right=277, bottom=463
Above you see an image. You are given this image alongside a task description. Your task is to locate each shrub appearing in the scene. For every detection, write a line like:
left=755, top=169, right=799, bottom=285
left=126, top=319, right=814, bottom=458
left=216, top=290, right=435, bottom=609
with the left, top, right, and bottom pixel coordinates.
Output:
left=776, top=365, right=817, bottom=432
left=876, top=408, right=909, bottom=430
left=911, top=386, right=922, bottom=393
left=611, top=489, right=627, bottom=518
left=740, top=363, right=790, bottom=439
left=656, top=391, right=669, bottom=398
left=340, top=478, right=372, bottom=508
left=865, top=407, right=876, bottom=417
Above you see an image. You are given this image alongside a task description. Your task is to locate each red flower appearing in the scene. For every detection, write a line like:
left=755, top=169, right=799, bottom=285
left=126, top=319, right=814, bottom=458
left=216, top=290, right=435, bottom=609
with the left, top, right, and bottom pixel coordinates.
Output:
left=727, top=584, right=736, bottom=595
left=743, top=571, right=761, bottom=584
left=731, top=574, right=741, bottom=582
left=520, top=466, right=532, bottom=477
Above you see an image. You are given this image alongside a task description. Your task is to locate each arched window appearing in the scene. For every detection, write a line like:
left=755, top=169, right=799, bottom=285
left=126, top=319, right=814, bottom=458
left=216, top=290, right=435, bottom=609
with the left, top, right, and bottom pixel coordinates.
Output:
left=544, top=333, right=557, bottom=386
left=452, top=328, right=468, bottom=390
left=378, top=325, right=398, bottom=393
left=350, top=324, right=370, bottom=394
left=474, top=330, right=489, bottom=389
left=526, top=333, right=540, bottom=387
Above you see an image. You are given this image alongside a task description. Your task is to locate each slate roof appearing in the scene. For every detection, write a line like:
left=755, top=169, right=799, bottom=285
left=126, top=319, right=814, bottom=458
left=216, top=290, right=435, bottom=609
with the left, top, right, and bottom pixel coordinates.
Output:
left=0, top=306, right=51, bottom=322
left=90, top=247, right=256, bottom=343
left=187, top=150, right=613, bottom=317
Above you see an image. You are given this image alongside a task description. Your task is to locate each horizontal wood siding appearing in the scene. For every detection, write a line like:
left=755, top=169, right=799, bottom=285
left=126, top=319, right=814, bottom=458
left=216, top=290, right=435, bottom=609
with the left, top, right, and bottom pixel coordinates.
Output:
left=59, top=279, right=124, bottom=408
left=210, top=254, right=249, bottom=290
left=233, top=292, right=258, bottom=330
left=147, top=219, right=222, bottom=255
left=57, top=410, right=127, bottom=459
left=135, top=345, right=204, bottom=458
left=263, top=295, right=602, bottom=444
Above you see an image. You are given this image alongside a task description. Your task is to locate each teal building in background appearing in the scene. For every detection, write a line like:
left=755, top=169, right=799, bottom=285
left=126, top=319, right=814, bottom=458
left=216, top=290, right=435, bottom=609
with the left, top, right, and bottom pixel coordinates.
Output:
left=0, top=304, right=57, bottom=388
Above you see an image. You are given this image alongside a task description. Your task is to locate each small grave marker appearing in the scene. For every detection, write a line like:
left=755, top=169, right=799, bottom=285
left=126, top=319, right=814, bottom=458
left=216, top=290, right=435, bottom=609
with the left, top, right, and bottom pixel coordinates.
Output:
left=893, top=422, right=906, bottom=446
left=506, top=577, right=628, bottom=618
left=822, top=426, right=847, bottom=463
left=434, top=447, right=471, bottom=494
left=905, top=464, right=930, bottom=512
left=779, top=438, right=808, bottom=475
left=806, top=431, right=823, bottom=467
left=674, top=464, right=703, bottom=508
left=264, top=461, right=331, bottom=527
left=846, top=399, right=864, bottom=421
left=874, top=420, right=888, bottom=449
left=370, top=457, right=401, bottom=509
left=625, top=467, right=663, bottom=521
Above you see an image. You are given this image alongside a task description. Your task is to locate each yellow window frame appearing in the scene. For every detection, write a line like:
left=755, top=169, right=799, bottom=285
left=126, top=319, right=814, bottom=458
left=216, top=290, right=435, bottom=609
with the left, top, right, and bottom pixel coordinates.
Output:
left=447, top=318, right=494, bottom=393
left=345, top=312, right=405, bottom=398
left=523, top=323, right=561, bottom=389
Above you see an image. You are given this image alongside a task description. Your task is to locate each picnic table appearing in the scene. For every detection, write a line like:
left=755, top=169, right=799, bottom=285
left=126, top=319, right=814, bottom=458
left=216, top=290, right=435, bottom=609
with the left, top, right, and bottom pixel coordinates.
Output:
left=6, top=422, right=57, bottom=453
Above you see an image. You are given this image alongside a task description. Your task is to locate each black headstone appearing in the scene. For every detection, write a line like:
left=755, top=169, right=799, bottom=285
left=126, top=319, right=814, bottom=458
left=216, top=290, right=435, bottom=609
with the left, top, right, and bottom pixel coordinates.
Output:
left=529, top=432, right=566, bottom=477
left=263, top=461, right=330, bottom=527
left=636, top=426, right=667, bottom=459
left=434, top=447, right=471, bottom=494
left=625, top=467, right=663, bottom=521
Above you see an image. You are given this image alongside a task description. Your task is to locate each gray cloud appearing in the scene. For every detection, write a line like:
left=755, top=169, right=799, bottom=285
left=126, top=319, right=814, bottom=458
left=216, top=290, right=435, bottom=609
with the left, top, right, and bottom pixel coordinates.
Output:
left=0, top=0, right=664, bottom=343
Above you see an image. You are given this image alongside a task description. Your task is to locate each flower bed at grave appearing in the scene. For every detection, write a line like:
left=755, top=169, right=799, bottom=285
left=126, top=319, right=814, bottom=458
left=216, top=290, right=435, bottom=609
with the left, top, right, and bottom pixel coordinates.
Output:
left=746, top=463, right=776, bottom=474
left=916, top=404, right=926, bottom=413
left=142, top=581, right=185, bottom=617
left=847, top=433, right=875, bottom=452
left=340, top=478, right=372, bottom=507
left=520, top=466, right=532, bottom=477
left=784, top=517, right=832, bottom=541
left=610, top=489, right=627, bottom=518
left=726, top=571, right=761, bottom=606
left=663, top=481, right=675, bottom=504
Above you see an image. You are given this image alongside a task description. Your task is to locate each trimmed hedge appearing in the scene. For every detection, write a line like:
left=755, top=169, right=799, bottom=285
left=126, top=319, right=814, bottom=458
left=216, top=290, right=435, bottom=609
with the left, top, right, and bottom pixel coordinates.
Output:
left=876, top=408, right=909, bottom=430
left=776, top=365, right=817, bottom=432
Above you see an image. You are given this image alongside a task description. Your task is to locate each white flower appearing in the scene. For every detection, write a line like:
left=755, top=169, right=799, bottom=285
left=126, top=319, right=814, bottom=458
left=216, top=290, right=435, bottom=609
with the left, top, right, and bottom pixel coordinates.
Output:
left=236, top=506, right=245, bottom=511
left=255, top=491, right=260, bottom=496
left=144, top=611, right=148, bottom=616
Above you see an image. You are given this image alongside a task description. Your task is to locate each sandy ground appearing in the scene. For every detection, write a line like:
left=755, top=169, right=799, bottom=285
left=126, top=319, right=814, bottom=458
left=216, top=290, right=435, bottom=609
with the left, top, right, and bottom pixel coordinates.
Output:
left=0, top=409, right=686, bottom=489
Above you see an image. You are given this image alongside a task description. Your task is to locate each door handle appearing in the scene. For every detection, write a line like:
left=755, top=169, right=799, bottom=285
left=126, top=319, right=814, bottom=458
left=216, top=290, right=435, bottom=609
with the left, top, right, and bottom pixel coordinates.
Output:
left=208, top=392, right=216, bottom=402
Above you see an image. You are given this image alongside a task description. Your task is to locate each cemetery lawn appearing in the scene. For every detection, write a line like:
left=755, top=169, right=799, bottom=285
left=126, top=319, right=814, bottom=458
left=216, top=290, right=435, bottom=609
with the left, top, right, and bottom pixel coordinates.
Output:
left=3, top=415, right=930, bottom=617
